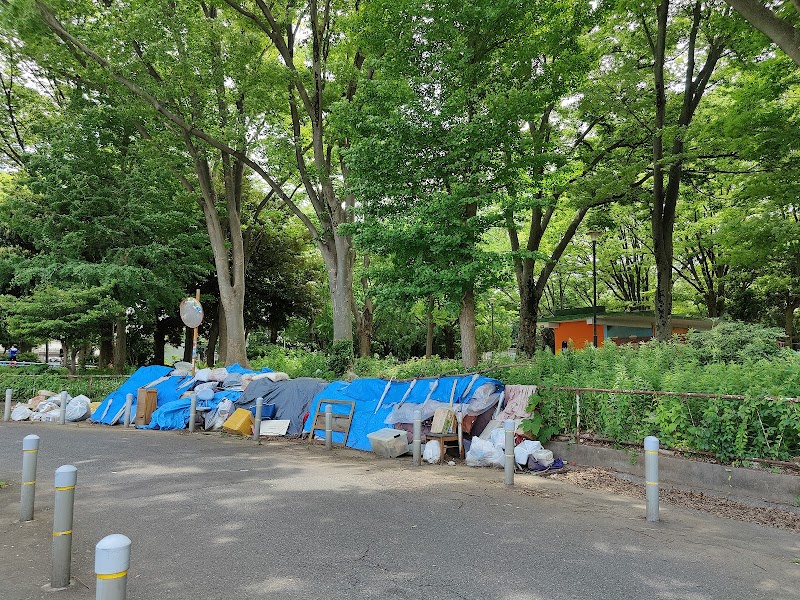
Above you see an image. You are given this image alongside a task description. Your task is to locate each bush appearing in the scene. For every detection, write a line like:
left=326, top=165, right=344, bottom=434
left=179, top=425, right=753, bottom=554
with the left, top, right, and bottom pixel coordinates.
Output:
left=686, top=321, right=786, bottom=364
left=327, top=340, right=354, bottom=377
left=1, top=351, right=40, bottom=363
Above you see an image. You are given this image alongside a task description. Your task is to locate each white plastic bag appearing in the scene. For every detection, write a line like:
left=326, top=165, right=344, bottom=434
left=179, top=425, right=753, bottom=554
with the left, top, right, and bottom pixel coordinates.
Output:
left=514, top=440, right=543, bottom=466
left=465, top=436, right=505, bottom=468
left=489, top=427, right=507, bottom=450
left=205, top=399, right=234, bottom=431
left=531, top=448, right=554, bottom=468
left=65, top=395, right=91, bottom=422
left=422, top=440, right=441, bottom=464
left=11, top=404, right=32, bottom=421
left=195, top=368, right=211, bottom=382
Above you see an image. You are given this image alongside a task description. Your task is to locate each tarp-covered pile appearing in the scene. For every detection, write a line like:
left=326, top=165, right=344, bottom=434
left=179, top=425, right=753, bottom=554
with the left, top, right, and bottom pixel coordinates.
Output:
left=90, top=363, right=325, bottom=433
left=303, top=375, right=504, bottom=451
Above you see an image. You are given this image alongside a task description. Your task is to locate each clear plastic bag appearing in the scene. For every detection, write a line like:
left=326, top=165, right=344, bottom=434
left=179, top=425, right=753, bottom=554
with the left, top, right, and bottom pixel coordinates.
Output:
left=514, top=440, right=543, bottom=466
left=465, top=436, right=505, bottom=468
left=422, top=440, right=441, bottom=464
left=11, top=404, right=32, bottom=421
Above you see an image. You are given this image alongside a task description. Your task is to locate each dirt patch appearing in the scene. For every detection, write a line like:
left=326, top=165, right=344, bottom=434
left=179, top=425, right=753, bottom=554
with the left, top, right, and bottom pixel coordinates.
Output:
left=550, top=467, right=800, bottom=532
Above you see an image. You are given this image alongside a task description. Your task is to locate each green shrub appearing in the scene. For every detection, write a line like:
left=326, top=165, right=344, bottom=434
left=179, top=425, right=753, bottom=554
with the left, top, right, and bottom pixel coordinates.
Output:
left=327, top=340, right=354, bottom=377
left=0, top=372, right=129, bottom=402
left=687, top=322, right=786, bottom=364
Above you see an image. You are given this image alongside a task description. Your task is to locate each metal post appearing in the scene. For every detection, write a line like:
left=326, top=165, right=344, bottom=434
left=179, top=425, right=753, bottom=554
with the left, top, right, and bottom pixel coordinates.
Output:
left=324, top=404, right=333, bottom=450
left=59, top=391, right=68, bottom=425
left=20, top=434, right=40, bottom=521
left=592, top=237, right=598, bottom=347
left=51, top=465, right=77, bottom=589
left=4, top=388, right=11, bottom=422
left=123, top=394, right=133, bottom=428
left=412, top=409, right=422, bottom=467
left=252, top=397, right=263, bottom=442
left=95, top=534, right=131, bottom=600
left=645, top=436, right=659, bottom=522
left=504, top=419, right=515, bottom=487
left=188, top=392, right=197, bottom=433
left=576, top=394, right=581, bottom=445
left=191, top=288, right=200, bottom=377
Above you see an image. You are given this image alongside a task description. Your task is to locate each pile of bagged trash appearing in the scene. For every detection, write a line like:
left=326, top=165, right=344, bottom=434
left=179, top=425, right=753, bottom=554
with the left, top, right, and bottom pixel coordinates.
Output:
left=10, top=390, right=96, bottom=423
left=464, top=436, right=564, bottom=472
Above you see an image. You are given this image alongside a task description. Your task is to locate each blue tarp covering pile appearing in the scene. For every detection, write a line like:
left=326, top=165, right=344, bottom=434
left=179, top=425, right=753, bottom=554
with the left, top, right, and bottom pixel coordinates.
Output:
left=302, top=375, right=503, bottom=451
left=91, top=365, right=173, bottom=425
left=90, top=363, right=270, bottom=430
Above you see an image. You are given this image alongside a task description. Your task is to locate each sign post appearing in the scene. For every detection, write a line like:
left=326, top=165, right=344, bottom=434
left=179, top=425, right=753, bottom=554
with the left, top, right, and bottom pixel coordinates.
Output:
left=179, top=290, right=204, bottom=375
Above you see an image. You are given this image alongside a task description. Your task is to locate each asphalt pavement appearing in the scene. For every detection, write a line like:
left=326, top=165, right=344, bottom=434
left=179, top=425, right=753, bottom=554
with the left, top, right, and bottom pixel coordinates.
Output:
left=0, top=421, right=798, bottom=600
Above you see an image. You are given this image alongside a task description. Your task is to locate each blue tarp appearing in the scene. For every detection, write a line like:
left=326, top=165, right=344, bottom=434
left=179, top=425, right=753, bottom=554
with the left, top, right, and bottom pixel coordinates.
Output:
left=141, top=388, right=244, bottom=431
left=90, top=365, right=173, bottom=425
left=91, top=363, right=271, bottom=429
left=302, top=375, right=503, bottom=451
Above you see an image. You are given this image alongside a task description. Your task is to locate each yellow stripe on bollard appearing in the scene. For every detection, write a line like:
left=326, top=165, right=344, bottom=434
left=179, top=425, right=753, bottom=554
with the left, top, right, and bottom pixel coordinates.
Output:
left=22, top=480, right=35, bottom=485
left=55, top=485, right=75, bottom=491
left=97, top=570, right=127, bottom=580
left=646, top=481, right=658, bottom=485
left=645, top=449, right=658, bottom=455
left=23, top=449, right=38, bottom=453
left=53, top=530, right=72, bottom=537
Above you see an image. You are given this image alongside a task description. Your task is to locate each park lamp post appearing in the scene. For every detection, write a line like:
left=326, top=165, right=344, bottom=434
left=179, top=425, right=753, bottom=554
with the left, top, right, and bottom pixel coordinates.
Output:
left=489, top=297, right=495, bottom=350
left=588, top=230, right=603, bottom=348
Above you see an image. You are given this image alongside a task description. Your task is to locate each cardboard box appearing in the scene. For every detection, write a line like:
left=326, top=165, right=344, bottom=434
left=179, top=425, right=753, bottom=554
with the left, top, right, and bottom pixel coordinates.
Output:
left=223, top=408, right=254, bottom=436
left=430, top=408, right=456, bottom=434
left=135, top=388, right=158, bottom=427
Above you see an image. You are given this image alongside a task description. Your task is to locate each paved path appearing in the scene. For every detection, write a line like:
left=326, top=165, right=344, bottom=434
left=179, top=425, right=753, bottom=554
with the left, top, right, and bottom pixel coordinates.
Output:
left=1, top=421, right=798, bottom=600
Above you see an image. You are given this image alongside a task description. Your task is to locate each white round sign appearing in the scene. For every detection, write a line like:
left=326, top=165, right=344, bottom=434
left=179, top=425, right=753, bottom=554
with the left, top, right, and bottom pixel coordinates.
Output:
left=179, top=297, right=204, bottom=328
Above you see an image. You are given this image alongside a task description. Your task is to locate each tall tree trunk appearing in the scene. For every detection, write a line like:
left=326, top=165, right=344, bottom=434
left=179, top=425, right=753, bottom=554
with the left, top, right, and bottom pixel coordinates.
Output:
left=356, top=255, right=373, bottom=358
left=63, top=341, right=75, bottom=375
left=269, top=322, right=279, bottom=344
left=218, top=301, right=228, bottom=366
left=153, top=318, right=167, bottom=366
left=443, top=324, right=456, bottom=359
left=460, top=287, right=478, bottom=369
left=425, top=296, right=435, bottom=359
left=206, top=317, right=219, bottom=366
left=649, top=1, right=722, bottom=339
left=99, top=324, right=113, bottom=369
left=518, top=272, right=540, bottom=356
left=321, top=238, right=355, bottom=346
left=785, top=298, right=799, bottom=341
left=113, top=316, right=126, bottom=375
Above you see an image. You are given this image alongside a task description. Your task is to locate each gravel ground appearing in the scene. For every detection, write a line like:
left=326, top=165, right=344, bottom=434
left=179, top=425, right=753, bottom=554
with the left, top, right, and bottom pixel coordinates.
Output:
left=542, top=466, right=800, bottom=531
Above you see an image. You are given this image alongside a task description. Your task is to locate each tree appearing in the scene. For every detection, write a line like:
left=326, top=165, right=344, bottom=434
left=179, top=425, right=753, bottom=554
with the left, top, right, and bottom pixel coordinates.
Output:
left=9, top=0, right=378, bottom=360
left=1, top=96, right=211, bottom=372
left=0, top=285, right=122, bottom=373
left=724, top=0, right=800, bottom=66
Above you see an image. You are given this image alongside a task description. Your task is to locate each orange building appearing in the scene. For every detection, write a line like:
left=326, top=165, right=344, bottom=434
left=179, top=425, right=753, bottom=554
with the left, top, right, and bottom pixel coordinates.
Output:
left=540, top=309, right=714, bottom=354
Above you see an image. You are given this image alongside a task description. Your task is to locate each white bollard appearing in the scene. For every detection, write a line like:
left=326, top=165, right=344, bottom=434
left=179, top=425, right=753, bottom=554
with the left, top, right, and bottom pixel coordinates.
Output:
left=4, top=388, right=11, bottom=422
left=123, top=394, right=133, bottom=428
left=645, top=436, right=660, bottom=522
left=253, top=397, right=263, bottom=442
left=51, top=465, right=77, bottom=589
left=412, top=409, right=422, bottom=467
left=324, top=404, right=333, bottom=450
left=59, top=391, right=68, bottom=425
left=504, top=419, right=515, bottom=487
left=188, top=392, right=197, bottom=433
left=20, top=434, right=40, bottom=521
left=95, top=534, right=131, bottom=600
